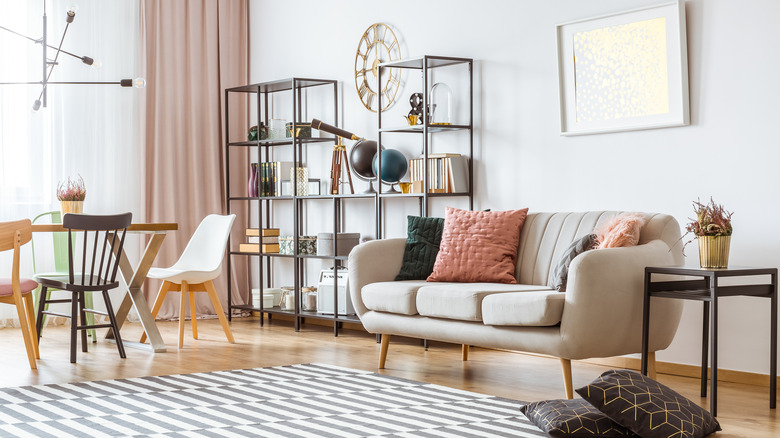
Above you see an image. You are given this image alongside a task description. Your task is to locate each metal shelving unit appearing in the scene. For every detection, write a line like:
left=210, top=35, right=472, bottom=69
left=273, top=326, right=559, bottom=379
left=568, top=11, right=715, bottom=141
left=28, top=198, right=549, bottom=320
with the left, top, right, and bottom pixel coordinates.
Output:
left=224, top=77, right=365, bottom=335
left=375, top=55, right=474, bottom=238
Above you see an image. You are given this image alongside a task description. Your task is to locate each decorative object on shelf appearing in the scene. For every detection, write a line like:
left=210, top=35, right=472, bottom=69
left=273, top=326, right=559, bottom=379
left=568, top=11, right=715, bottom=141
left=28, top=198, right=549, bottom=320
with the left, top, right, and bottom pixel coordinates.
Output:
left=311, top=118, right=383, bottom=193
left=279, top=235, right=317, bottom=255
left=247, top=163, right=258, bottom=197
left=0, top=4, right=145, bottom=110
left=372, top=149, right=408, bottom=193
left=408, top=154, right=468, bottom=193
left=329, top=137, right=355, bottom=195
left=354, top=23, right=402, bottom=112
left=248, top=124, right=267, bottom=141
left=398, top=182, right=412, bottom=193
left=279, top=286, right=295, bottom=311
left=429, top=83, right=453, bottom=125
left=269, top=118, right=287, bottom=139
left=285, top=122, right=312, bottom=138
left=317, top=268, right=355, bottom=316
left=56, top=175, right=86, bottom=216
left=290, top=167, right=309, bottom=196
left=317, top=233, right=360, bottom=257
left=406, top=92, right=424, bottom=125
left=302, top=287, right=318, bottom=311
left=281, top=179, right=322, bottom=196
left=557, top=0, right=689, bottom=135
left=681, top=197, right=733, bottom=269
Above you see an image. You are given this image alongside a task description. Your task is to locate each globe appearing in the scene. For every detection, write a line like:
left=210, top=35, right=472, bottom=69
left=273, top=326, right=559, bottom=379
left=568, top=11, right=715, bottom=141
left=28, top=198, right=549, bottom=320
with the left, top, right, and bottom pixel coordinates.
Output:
left=372, top=149, right=408, bottom=184
left=349, top=140, right=379, bottom=180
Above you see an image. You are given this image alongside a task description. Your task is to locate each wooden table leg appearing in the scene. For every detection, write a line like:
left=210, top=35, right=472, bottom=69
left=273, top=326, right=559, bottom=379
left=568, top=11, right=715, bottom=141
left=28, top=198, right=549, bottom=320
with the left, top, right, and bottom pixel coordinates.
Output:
left=106, top=232, right=168, bottom=353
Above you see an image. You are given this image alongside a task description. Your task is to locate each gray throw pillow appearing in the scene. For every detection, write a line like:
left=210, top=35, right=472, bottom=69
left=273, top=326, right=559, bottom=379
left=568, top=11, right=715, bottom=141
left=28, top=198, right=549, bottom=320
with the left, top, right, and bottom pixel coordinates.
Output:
left=551, top=234, right=597, bottom=292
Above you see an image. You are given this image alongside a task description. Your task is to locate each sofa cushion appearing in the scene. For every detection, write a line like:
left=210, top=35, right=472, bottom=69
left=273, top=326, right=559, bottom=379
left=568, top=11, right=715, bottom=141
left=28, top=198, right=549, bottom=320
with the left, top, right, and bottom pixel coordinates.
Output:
left=362, top=280, right=430, bottom=315
left=395, top=216, right=445, bottom=281
left=428, top=207, right=528, bottom=284
left=550, top=233, right=597, bottom=292
left=482, top=290, right=564, bottom=326
left=596, top=213, right=646, bottom=249
left=417, top=283, right=551, bottom=321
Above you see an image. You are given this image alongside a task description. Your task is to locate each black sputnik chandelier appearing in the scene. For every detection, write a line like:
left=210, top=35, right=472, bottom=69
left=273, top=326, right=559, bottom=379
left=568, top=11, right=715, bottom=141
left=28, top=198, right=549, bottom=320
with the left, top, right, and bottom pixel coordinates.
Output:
left=0, top=1, right=145, bottom=111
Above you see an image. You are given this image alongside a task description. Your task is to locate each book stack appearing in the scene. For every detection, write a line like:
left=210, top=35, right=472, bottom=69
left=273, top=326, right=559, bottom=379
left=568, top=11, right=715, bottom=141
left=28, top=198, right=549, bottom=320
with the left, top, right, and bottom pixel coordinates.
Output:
left=257, top=161, right=294, bottom=197
left=408, top=154, right=468, bottom=193
left=239, top=228, right=280, bottom=253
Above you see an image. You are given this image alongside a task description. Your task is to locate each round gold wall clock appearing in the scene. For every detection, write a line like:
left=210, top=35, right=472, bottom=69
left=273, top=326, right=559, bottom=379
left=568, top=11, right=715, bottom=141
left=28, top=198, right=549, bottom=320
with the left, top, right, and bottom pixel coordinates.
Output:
left=354, top=23, right=401, bottom=112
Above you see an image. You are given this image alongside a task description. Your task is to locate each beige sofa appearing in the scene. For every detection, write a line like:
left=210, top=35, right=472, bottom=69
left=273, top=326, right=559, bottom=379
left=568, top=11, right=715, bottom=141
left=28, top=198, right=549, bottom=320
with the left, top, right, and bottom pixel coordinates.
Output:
left=348, top=211, right=684, bottom=397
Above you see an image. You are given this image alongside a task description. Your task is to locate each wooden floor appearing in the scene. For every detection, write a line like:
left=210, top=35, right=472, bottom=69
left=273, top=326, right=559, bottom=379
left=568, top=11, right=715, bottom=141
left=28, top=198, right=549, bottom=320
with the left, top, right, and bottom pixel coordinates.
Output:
left=0, top=316, right=776, bottom=437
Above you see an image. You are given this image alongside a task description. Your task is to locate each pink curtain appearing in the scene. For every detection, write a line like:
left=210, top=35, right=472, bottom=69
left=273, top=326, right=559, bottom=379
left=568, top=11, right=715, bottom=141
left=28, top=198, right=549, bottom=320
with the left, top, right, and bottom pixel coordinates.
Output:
left=141, top=0, right=250, bottom=319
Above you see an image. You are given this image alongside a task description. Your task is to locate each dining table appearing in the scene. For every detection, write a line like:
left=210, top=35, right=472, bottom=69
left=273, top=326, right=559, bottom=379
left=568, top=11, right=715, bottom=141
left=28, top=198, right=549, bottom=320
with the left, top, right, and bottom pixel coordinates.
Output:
left=31, top=222, right=178, bottom=353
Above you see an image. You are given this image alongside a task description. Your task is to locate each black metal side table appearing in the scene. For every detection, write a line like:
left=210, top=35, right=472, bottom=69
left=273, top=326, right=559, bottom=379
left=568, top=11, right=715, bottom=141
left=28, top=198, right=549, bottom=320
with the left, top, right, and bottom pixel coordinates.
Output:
left=641, top=266, right=777, bottom=417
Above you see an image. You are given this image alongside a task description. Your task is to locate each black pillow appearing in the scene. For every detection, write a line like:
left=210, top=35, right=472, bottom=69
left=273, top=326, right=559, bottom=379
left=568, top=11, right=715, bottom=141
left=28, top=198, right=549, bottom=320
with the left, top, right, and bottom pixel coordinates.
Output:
left=521, top=398, right=638, bottom=437
left=395, top=216, right=445, bottom=281
left=576, top=370, right=721, bottom=438
left=551, top=234, right=597, bottom=291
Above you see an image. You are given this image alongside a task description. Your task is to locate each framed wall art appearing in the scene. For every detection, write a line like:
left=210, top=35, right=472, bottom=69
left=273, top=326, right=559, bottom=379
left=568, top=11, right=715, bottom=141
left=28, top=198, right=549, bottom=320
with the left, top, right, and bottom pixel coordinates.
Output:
left=557, top=0, right=689, bottom=136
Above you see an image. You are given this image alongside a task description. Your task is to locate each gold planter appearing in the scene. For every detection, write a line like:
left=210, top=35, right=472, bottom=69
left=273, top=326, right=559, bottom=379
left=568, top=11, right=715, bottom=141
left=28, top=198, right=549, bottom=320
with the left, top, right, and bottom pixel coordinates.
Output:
left=698, top=235, right=731, bottom=269
left=60, top=200, right=84, bottom=217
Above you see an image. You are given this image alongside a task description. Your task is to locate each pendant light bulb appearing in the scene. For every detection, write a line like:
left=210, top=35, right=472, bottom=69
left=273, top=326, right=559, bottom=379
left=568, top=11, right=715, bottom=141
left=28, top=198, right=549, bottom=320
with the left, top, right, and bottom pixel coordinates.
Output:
left=32, top=100, right=42, bottom=111
left=133, top=77, right=146, bottom=88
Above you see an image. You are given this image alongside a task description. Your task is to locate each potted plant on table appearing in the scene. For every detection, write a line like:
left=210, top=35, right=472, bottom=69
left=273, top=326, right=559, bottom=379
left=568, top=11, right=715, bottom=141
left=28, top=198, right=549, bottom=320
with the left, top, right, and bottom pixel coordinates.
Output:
left=57, top=175, right=86, bottom=217
left=683, top=197, right=733, bottom=268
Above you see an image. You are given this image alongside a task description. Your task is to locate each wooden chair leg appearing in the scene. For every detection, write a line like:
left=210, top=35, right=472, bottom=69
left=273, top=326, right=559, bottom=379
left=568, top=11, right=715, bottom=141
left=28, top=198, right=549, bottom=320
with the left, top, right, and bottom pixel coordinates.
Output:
left=179, top=281, right=188, bottom=348
left=189, top=291, right=198, bottom=339
left=35, top=286, right=48, bottom=341
left=22, top=293, right=39, bottom=359
left=462, top=344, right=469, bottom=361
left=70, top=292, right=78, bottom=363
left=84, top=292, right=97, bottom=342
left=14, top=294, right=37, bottom=369
left=140, top=281, right=172, bottom=343
left=203, top=280, right=235, bottom=344
left=648, top=351, right=657, bottom=380
left=78, top=292, right=88, bottom=353
left=102, top=290, right=126, bottom=359
left=561, top=358, right=574, bottom=399
left=379, top=334, right=390, bottom=369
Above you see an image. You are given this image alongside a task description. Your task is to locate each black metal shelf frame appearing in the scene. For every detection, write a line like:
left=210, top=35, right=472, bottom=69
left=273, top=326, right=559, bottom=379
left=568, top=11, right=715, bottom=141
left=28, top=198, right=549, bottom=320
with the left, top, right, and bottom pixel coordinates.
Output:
left=224, top=77, right=361, bottom=336
left=376, top=55, right=474, bottom=238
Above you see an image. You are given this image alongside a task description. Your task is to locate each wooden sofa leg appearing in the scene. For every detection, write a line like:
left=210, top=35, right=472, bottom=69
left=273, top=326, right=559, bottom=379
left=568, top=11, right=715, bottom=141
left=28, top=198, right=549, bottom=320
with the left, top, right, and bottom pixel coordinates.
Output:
left=462, top=344, right=469, bottom=361
left=561, top=358, right=573, bottom=399
left=648, top=351, right=657, bottom=380
left=379, top=334, right=390, bottom=369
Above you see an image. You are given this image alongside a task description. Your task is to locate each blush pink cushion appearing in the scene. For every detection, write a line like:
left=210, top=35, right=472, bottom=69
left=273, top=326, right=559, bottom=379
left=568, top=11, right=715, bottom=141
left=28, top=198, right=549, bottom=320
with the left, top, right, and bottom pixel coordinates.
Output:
left=596, top=213, right=646, bottom=248
left=427, top=207, right=529, bottom=284
left=0, top=278, right=38, bottom=297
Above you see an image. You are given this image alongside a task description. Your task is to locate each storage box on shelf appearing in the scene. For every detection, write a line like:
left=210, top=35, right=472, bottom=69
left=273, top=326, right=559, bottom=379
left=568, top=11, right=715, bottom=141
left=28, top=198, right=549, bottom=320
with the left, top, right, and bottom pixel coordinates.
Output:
left=224, top=78, right=367, bottom=335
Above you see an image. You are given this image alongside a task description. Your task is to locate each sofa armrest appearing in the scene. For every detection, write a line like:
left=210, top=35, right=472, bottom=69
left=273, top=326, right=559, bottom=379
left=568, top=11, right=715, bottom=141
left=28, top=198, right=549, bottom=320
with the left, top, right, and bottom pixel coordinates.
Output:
left=560, top=240, right=683, bottom=359
left=348, top=238, right=407, bottom=317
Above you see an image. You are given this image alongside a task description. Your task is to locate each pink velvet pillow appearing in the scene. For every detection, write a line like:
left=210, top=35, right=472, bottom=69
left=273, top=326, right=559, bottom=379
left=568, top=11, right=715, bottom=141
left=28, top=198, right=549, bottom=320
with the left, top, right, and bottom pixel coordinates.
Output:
left=595, top=213, right=646, bottom=248
left=427, top=207, right=529, bottom=284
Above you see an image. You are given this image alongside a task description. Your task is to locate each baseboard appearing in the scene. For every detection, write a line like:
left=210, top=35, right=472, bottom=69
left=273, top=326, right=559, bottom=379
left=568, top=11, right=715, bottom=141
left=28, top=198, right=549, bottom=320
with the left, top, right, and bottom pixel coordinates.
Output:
left=579, top=356, right=779, bottom=388
left=249, top=311, right=364, bottom=331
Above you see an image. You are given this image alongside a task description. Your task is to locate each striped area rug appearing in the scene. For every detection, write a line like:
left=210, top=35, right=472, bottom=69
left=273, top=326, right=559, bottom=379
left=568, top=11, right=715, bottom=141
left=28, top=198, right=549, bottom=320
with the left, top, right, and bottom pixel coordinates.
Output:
left=0, top=363, right=544, bottom=437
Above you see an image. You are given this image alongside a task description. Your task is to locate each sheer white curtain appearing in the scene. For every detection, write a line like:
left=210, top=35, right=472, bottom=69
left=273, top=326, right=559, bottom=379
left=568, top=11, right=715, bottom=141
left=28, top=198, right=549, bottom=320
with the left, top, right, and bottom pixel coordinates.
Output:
left=0, top=0, right=143, bottom=326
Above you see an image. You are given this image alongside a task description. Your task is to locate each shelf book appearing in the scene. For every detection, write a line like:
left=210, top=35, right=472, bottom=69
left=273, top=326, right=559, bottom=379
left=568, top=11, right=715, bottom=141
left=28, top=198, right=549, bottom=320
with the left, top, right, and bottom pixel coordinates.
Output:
left=408, top=154, right=468, bottom=193
left=241, top=228, right=280, bottom=253
left=256, top=161, right=293, bottom=197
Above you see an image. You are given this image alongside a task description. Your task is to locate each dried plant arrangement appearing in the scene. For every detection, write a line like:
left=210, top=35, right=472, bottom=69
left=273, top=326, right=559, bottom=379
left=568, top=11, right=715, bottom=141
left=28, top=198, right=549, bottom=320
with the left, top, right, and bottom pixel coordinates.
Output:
left=56, top=175, right=87, bottom=201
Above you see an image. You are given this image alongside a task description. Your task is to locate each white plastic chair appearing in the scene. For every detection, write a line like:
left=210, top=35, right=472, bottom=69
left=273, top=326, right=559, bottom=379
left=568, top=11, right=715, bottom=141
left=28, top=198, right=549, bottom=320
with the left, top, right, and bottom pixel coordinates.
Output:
left=141, top=214, right=236, bottom=348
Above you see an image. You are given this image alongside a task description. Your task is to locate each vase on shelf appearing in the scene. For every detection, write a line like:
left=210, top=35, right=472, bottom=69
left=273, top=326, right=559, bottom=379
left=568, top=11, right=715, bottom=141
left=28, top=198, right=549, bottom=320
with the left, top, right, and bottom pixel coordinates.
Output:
left=60, top=201, right=84, bottom=217
left=248, top=163, right=258, bottom=197
left=698, top=235, right=731, bottom=269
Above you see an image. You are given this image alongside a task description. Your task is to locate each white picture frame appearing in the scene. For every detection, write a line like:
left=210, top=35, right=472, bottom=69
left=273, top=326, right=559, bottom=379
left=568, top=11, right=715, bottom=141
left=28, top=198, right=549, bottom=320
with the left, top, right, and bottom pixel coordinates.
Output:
left=557, top=0, right=689, bottom=136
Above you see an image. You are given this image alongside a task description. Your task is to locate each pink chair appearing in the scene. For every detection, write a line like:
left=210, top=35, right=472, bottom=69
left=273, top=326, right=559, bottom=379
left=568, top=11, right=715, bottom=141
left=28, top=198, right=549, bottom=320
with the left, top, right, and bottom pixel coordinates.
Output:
left=0, top=219, right=40, bottom=369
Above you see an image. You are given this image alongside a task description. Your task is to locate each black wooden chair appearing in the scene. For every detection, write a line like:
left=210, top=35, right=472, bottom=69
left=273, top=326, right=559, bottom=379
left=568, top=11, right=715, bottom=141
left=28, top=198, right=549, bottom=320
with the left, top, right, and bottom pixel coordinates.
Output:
left=36, top=212, right=132, bottom=363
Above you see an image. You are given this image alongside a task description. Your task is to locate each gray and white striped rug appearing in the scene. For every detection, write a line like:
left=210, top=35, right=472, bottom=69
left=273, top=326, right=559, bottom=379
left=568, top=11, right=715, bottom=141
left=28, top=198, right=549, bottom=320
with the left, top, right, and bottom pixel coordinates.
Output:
left=0, top=363, right=544, bottom=437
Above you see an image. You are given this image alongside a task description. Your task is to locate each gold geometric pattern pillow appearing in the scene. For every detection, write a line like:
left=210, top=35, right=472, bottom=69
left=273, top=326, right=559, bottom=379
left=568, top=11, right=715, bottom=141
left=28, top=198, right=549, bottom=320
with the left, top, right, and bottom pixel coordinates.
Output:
left=575, top=370, right=721, bottom=438
left=520, top=398, right=639, bottom=437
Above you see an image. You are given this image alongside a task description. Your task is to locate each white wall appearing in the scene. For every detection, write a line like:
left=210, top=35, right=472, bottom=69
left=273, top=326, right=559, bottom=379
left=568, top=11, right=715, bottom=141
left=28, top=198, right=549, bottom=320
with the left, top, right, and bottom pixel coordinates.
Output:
left=249, top=0, right=780, bottom=375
